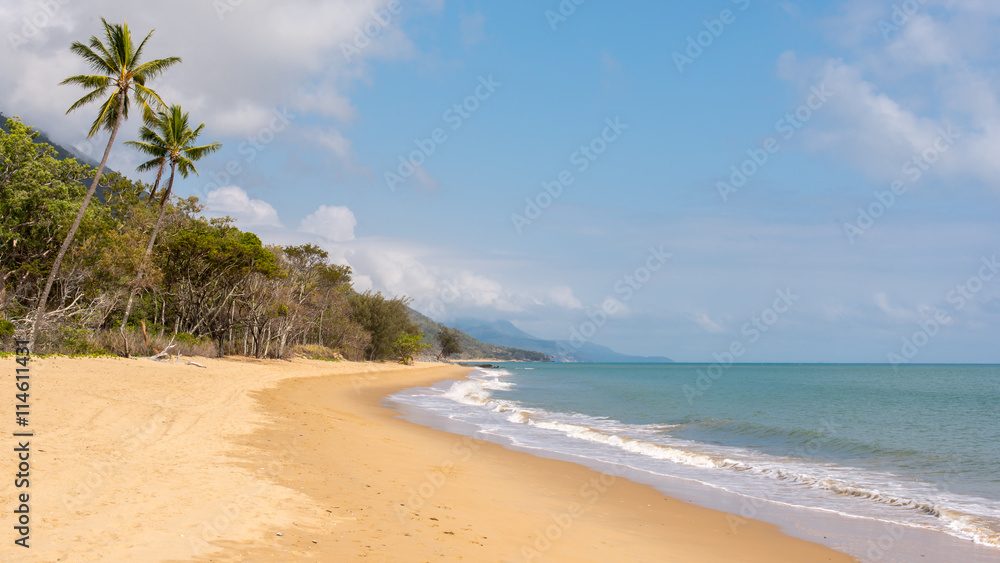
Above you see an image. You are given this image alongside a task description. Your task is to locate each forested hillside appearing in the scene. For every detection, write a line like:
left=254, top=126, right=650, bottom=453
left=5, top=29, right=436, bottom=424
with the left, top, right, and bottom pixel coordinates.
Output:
left=1, top=116, right=547, bottom=363
left=408, top=308, right=552, bottom=362
left=0, top=116, right=395, bottom=359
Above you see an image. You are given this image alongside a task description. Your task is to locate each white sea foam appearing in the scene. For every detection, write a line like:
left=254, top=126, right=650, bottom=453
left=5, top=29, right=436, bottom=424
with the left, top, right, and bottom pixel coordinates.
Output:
left=400, top=368, right=1000, bottom=551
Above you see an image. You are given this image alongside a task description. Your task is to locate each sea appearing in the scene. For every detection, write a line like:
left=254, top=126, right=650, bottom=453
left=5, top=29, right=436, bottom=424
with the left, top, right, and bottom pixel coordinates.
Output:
left=386, top=363, right=1000, bottom=562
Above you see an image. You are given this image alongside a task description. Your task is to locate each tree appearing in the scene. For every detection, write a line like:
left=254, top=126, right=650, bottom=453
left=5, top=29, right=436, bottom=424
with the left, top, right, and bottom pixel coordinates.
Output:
left=395, top=332, right=430, bottom=365
left=348, top=290, right=420, bottom=361
left=118, top=105, right=221, bottom=353
left=436, top=327, right=462, bottom=360
left=1, top=118, right=94, bottom=329
left=159, top=220, right=281, bottom=356
left=31, top=18, right=181, bottom=346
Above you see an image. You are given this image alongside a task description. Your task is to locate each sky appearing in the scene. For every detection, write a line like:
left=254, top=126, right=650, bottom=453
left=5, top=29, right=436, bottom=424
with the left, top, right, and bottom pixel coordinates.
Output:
left=3, top=0, right=1000, bottom=363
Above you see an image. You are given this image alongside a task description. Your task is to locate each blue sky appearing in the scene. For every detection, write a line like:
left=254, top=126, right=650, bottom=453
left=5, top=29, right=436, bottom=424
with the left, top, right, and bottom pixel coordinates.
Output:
left=4, top=0, right=1000, bottom=362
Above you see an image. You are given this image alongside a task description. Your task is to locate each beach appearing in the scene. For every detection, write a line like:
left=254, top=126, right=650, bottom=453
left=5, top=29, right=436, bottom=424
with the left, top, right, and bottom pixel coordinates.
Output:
left=0, top=356, right=854, bottom=561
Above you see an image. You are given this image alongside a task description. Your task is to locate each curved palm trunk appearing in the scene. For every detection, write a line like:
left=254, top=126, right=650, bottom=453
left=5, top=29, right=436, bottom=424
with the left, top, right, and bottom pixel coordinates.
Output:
left=30, top=93, right=125, bottom=347
left=120, top=161, right=176, bottom=356
left=148, top=161, right=165, bottom=202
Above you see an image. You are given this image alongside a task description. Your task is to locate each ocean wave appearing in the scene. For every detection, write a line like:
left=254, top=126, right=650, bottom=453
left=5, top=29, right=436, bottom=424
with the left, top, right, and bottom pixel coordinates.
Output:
left=434, top=371, right=1000, bottom=549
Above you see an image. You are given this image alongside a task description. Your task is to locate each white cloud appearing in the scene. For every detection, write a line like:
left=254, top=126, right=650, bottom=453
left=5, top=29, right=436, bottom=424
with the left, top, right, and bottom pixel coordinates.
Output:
left=886, top=15, right=954, bottom=67
left=873, top=291, right=916, bottom=323
left=205, top=186, right=283, bottom=227
left=690, top=312, right=727, bottom=334
left=0, top=0, right=440, bottom=157
left=791, top=1, right=1000, bottom=188
left=195, top=193, right=588, bottom=320
left=547, top=286, right=583, bottom=310
left=299, top=205, right=357, bottom=242
left=412, top=164, right=439, bottom=192
left=306, top=127, right=362, bottom=171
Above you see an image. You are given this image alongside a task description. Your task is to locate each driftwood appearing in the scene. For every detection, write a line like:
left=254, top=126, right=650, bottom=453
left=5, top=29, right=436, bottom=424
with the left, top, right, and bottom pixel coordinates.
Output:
left=141, top=341, right=206, bottom=368
left=143, top=335, right=176, bottom=361
left=145, top=344, right=176, bottom=360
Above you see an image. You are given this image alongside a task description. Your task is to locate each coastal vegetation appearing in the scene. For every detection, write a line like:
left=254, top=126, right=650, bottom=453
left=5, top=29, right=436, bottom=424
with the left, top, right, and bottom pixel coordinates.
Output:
left=1, top=18, right=551, bottom=363
left=0, top=112, right=552, bottom=362
left=0, top=112, right=434, bottom=361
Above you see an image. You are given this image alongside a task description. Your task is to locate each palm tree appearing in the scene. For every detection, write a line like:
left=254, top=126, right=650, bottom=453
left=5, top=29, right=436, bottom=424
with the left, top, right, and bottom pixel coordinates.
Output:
left=30, top=18, right=181, bottom=346
left=118, top=105, right=222, bottom=352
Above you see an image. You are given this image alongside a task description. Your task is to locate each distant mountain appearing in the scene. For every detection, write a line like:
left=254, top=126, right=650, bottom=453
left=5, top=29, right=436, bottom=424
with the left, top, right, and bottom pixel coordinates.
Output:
left=407, top=308, right=552, bottom=362
left=451, top=318, right=673, bottom=363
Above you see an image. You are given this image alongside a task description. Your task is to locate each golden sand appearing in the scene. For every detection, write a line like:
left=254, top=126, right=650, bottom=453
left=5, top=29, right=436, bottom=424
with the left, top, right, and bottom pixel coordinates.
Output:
left=0, top=357, right=855, bottom=561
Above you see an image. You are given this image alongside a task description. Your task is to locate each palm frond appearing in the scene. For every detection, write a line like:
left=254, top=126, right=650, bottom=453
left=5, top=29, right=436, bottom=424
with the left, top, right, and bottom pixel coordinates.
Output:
left=123, top=139, right=162, bottom=156
left=62, top=18, right=179, bottom=138
left=132, top=83, right=168, bottom=115
left=131, top=25, right=153, bottom=67
left=84, top=94, right=120, bottom=137
left=126, top=104, right=222, bottom=184
left=65, top=83, right=110, bottom=116
left=86, top=35, right=116, bottom=73
left=60, top=74, right=110, bottom=89
left=182, top=142, right=223, bottom=164
left=135, top=156, right=167, bottom=174
left=67, top=41, right=113, bottom=75
left=132, top=56, right=182, bottom=82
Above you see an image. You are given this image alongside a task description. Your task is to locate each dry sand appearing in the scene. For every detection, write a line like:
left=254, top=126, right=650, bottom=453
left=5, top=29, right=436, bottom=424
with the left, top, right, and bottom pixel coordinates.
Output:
left=0, top=356, right=856, bottom=561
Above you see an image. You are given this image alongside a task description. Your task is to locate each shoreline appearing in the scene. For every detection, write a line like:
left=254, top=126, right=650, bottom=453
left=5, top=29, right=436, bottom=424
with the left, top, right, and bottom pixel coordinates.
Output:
left=390, top=365, right=1000, bottom=562
left=201, top=360, right=856, bottom=560
left=0, top=357, right=855, bottom=561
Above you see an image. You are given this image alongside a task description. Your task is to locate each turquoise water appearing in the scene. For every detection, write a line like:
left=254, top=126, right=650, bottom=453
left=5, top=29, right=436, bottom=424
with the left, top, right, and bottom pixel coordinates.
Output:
left=389, top=363, right=1000, bottom=558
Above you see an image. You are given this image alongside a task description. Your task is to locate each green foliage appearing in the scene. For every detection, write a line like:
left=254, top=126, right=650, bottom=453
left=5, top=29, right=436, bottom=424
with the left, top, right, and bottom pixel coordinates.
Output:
left=172, top=331, right=209, bottom=347
left=50, top=327, right=112, bottom=356
left=159, top=219, right=281, bottom=356
left=0, top=113, right=414, bottom=362
left=0, top=117, right=94, bottom=306
left=394, top=332, right=430, bottom=365
left=348, top=290, right=420, bottom=361
left=436, top=327, right=462, bottom=359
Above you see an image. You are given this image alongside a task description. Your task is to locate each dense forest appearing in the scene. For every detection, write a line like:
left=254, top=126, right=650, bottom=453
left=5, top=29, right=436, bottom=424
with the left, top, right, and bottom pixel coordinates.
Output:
left=1, top=114, right=430, bottom=361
